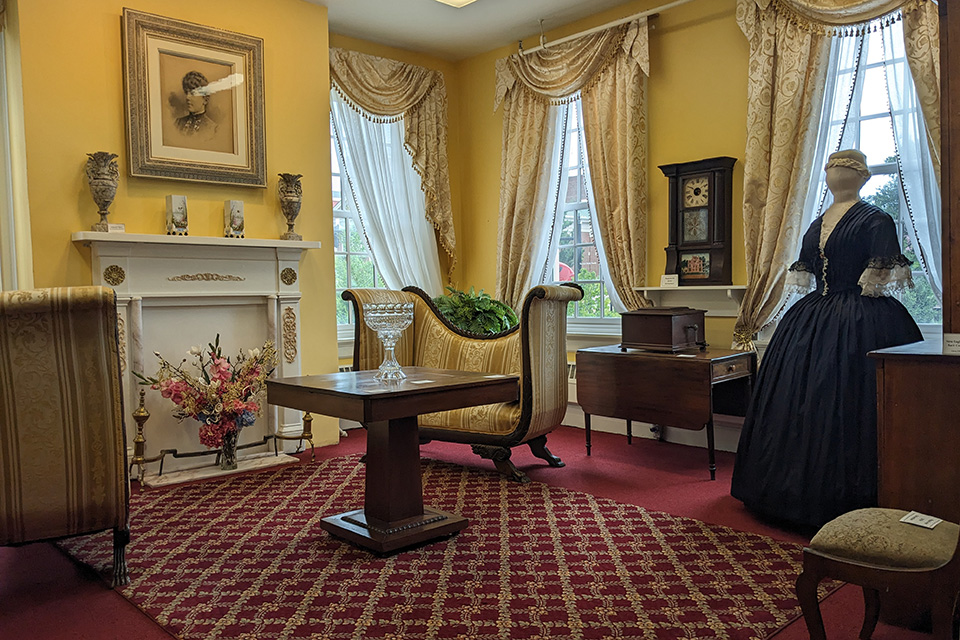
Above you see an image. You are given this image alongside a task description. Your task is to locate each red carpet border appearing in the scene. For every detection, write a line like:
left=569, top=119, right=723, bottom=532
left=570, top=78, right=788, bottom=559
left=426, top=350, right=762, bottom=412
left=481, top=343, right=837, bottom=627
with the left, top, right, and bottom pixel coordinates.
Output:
left=59, top=455, right=829, bottom=639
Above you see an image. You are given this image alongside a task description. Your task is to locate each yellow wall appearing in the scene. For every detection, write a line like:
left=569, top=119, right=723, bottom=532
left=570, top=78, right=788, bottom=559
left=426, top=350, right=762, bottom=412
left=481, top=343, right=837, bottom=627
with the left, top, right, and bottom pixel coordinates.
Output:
left=15, top=0, right=339, bottom=437
left=17, top=0, right=751, bottom=372
left=16, top=0, right=337, bottom=374
left=454, top=0, right=748, bottom=346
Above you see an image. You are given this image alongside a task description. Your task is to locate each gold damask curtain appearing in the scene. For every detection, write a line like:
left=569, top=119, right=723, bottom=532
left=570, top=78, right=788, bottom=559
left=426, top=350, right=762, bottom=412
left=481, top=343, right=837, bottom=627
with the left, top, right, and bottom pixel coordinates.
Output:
left=494, top=20, right=649, bottom=310
left=329, top=48, right=455, bottom=271
left=733, top=0, right=938, bottom=349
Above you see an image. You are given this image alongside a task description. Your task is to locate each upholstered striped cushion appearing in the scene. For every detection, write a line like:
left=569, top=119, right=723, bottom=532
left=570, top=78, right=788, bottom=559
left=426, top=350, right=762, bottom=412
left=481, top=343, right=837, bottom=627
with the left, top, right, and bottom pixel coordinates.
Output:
left=809, top=508, right=960, bottom=570
left=0, top=286, right=128, bottom=545
left=344, top=285, right=580, bottom=440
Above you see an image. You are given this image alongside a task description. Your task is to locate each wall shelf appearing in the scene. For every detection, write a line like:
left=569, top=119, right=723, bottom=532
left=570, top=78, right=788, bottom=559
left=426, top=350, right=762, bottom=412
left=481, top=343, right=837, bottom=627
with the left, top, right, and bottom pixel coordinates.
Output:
left=634, top=285, right=746, bottom=317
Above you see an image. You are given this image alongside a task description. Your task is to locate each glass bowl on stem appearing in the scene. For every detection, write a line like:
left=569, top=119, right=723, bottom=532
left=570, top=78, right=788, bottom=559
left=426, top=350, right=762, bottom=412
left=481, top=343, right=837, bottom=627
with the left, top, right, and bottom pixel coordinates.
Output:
left=362, top=302, right=414, bottom=380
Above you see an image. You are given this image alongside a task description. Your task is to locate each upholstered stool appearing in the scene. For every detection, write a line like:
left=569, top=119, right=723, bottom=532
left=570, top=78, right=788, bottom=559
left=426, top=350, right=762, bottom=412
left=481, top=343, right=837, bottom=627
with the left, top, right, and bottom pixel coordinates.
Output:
left=796, top=508, right=960, bottom=640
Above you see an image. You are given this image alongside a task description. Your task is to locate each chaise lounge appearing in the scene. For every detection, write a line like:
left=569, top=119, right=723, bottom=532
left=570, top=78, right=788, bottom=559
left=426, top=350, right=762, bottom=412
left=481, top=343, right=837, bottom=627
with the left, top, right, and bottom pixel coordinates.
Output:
left=342, top=283, right=583, bottom=482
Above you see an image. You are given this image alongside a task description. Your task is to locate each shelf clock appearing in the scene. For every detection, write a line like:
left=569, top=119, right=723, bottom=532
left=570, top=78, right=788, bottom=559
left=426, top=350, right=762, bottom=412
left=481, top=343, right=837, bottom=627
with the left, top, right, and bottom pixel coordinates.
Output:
left=659, top=156, right=737, bottom=285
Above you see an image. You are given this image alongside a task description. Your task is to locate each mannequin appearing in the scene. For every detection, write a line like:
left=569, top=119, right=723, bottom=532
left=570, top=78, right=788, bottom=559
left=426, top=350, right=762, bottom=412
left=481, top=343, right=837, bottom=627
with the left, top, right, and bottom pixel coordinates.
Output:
left=731, top=149, right=922, bottom=529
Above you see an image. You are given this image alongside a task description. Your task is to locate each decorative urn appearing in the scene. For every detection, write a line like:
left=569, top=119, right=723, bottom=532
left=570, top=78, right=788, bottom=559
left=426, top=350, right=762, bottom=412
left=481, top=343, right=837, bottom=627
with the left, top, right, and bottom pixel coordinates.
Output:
left=278, top=173, right=303, bottom=241
left=85, top=151, right=120, bottom=232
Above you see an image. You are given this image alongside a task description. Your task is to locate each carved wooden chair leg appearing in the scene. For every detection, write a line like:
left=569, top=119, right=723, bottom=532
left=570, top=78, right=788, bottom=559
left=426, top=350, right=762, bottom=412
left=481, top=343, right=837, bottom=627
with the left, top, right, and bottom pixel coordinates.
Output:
left=795, top=569, right=827, bottom=640
left=112, top=526, right=131, bottom=587
left=471, top=445, right=530, bottom=483
left=527, top=435, right=565, bottom=467
left=860, top=587, right=881, bottom=639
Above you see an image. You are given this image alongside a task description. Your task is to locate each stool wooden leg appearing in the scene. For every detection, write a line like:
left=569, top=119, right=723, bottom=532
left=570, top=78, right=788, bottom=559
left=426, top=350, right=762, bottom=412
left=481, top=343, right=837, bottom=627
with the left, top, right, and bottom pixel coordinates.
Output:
left=796, top=569, right=827, bottom=640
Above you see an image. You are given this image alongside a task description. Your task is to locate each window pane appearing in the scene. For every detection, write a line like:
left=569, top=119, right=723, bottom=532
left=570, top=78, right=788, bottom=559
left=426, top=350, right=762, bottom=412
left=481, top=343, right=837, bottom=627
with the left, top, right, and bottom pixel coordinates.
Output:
left=330, top=137, right=340, bottom=173
left=333, top=217, right=346, bottom=253
left=332, top=176, right=343, bottom=209
left=860, top=67, right=888, bottom=118
left=334, top=254, right=347, bottom=288
left=350, top=255, right=375, bottom=287
left=559, top=212, right=576, bottom=244
left=577, top=282, right=603, bottom=317
left=862, top=174, right=899, bottom=216
left=336, top=297, right=350, bottom=325
left=857, top=117, right=896, bottom=168
left=577, top=246, right=600, bottom=280
left=901, top=273, right=942, bottom=324
left=565, top=169, right=581, bottom=203
left=347, top=219, right=367, bottom=253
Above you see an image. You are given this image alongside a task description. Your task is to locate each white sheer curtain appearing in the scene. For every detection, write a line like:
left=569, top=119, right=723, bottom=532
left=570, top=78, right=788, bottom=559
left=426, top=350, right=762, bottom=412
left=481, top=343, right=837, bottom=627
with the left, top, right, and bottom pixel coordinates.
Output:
left=799, top=33, right=864, bottom=235
left=330, top=91, right=443, bottom=297
left=883, top=21, right=942, bottom=302
left=797, top=20, right=941, bottom=304
left=528, top=102, right=567, bottom=289
left=530, top=98, right=627, bottom=313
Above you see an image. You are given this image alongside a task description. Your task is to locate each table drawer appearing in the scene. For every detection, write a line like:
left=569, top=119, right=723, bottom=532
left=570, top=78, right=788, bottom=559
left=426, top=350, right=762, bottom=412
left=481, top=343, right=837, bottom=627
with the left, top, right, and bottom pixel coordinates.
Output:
left=712, top=357, right=751, bottom=382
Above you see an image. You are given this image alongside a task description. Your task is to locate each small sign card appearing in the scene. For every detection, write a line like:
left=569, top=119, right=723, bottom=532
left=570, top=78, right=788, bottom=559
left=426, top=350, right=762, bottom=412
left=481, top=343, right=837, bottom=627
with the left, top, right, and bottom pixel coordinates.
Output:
left=944, top=333, right=960, bottom=356
left=660, top=274, right=679, bottom=288
left=106, top=223, right=125, bottom=233
left=899, top=510, right=943, bottom=529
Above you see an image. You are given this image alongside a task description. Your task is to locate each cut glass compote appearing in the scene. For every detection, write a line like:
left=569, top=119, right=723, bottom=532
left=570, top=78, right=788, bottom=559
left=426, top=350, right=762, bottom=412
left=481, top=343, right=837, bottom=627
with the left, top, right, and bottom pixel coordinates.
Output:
left=362, top=302, right=414, bottom=380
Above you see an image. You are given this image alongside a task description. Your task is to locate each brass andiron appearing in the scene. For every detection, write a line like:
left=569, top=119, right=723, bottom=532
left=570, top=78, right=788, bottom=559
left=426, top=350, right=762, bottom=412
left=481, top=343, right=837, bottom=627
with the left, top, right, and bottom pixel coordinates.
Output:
left=271, top=411, right=316, bottom=462
left=129, top=388, right=164, bottom=489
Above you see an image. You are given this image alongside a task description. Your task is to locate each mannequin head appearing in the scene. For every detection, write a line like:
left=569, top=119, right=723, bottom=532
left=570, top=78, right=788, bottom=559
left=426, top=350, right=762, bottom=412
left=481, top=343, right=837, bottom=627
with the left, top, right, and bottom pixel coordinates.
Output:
left=824, top=149, right=870, bottom=197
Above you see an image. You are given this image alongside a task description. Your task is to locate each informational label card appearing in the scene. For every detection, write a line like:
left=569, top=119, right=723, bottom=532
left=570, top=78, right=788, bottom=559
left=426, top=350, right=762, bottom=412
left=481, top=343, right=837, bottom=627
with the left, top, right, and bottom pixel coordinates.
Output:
left=944, top=333, right=960, bottom=356
left=660, top=274, right=679, bottom=288
left=899, top=510, right=943, bottom=529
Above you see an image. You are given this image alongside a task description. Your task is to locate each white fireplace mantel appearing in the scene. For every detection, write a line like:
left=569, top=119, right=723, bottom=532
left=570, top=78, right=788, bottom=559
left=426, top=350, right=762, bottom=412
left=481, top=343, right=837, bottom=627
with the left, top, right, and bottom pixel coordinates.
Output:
left=72, top=231, right=322, bottom=473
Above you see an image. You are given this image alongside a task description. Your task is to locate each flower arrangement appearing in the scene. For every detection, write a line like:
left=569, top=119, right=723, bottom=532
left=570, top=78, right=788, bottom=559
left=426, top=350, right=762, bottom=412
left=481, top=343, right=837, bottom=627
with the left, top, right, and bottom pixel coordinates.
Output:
left=135, top=335, right=278, bottom=449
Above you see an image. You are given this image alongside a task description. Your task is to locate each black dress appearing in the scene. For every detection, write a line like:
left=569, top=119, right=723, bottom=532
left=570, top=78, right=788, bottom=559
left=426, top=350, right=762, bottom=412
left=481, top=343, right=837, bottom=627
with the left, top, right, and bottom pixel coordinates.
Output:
left=731, top=201, right=922, bottom=529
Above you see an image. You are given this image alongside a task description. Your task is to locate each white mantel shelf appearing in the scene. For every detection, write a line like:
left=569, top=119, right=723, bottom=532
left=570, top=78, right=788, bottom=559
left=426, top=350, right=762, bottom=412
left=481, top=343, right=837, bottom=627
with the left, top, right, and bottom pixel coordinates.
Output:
left=634, top=285, right=747, bottom=317
left=72, top=231, right=321, bottom=250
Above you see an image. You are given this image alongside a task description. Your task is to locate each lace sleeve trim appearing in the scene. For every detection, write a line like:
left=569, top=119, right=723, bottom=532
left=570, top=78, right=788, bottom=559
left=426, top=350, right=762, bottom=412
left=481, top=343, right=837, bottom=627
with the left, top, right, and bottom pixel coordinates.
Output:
left=858, top=255, right=915, bottom=298
left=788, top=260, right=812, bottom=274
left=785, top=264, right=815, bottom=296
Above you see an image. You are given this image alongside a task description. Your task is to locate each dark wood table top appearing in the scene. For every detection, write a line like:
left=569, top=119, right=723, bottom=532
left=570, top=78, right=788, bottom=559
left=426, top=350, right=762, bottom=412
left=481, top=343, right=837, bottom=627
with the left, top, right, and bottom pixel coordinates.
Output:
left=267, top=367, right=519, bottom=424
left=578, top=344, right=749, bottom=362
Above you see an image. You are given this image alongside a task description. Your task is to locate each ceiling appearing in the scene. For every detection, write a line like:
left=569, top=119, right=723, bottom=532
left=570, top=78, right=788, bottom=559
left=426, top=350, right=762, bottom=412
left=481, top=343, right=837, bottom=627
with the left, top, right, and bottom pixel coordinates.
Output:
left=312, top=0, right=640, bottom=61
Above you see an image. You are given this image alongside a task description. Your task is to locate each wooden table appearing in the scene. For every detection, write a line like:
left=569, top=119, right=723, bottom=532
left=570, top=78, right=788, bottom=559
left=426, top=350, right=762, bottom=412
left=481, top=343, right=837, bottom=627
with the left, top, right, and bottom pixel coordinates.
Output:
left=267, top=367, right=519, bottom=553
left=575, top=345, right=755, bottom=479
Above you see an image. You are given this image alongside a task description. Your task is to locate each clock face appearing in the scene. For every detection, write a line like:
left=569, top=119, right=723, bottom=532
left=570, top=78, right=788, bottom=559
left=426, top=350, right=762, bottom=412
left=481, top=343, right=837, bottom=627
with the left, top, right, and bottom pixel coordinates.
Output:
left=683, top=208, right=709, bottom=244
left=683, top=176, right=710, bottom=208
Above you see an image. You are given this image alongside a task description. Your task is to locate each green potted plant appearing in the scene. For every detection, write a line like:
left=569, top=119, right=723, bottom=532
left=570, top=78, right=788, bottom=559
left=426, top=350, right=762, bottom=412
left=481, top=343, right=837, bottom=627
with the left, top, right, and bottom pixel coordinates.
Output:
left=433, top=286, right=518, bottom=335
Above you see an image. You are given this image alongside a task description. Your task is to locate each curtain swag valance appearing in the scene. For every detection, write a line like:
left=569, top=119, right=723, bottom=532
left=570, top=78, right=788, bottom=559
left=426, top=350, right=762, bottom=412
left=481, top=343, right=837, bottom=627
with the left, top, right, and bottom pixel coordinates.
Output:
left=494, top=18, right=649, bottom=111
left=741, top=0, right=933, bottom=35
left=329, top=47, right=456, bottom=272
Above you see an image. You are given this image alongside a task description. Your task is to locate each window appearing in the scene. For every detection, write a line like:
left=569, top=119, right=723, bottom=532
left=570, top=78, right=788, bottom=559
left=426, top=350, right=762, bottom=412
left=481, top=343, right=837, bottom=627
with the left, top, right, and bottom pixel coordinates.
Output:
left=331, top=123, right=384, bottom=328
left=807, top=21, right=941, bottom=325
left=539, top=99, right=620, bottom=322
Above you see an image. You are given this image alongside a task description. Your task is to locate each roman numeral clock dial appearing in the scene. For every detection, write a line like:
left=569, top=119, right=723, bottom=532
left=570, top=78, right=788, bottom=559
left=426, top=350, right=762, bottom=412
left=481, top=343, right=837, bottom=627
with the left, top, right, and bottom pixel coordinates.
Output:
left=659, top=157, right=737, bottom=285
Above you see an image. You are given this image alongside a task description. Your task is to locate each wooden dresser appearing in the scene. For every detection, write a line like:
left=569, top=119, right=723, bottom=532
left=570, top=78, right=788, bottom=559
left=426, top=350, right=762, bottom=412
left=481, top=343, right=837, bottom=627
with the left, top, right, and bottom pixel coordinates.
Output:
left=870, top=340, right=960, bottom=523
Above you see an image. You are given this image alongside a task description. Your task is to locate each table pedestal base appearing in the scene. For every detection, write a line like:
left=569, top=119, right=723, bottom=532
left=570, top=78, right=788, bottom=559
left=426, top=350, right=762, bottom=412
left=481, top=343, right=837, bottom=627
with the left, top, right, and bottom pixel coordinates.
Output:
left=320, top=507, right=467, bottom=553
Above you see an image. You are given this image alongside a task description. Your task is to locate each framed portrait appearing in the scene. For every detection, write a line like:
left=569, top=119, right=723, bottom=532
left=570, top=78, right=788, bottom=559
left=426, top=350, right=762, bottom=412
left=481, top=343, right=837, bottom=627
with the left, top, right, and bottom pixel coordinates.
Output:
left=122, top=9, right=266, bottom=187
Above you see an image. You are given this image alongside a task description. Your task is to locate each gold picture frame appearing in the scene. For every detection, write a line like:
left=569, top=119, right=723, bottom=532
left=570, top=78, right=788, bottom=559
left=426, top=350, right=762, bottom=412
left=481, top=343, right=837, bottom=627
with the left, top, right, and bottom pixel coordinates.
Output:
left=121, top=9, right=266, bottom=187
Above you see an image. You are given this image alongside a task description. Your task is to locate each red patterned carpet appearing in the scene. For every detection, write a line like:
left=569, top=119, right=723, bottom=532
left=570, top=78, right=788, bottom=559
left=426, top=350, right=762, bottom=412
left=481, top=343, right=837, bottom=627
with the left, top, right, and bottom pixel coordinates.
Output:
left=59, top=454, right=832, bottom=639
